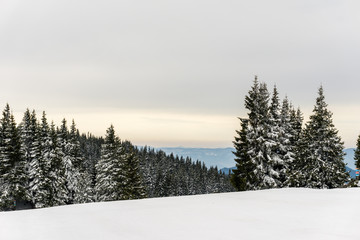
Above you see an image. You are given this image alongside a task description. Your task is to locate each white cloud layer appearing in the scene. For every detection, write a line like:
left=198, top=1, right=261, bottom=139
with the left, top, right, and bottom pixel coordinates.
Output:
left=1, top=0, right=360, bottom=147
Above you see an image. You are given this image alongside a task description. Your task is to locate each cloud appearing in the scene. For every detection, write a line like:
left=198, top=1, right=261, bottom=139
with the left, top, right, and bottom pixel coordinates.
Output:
left=1, top=0, right=360, bottom=146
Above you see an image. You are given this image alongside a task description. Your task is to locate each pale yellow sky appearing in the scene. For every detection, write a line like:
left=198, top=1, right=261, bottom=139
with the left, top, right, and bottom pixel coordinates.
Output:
left=9, top=104, right=359, bottom=149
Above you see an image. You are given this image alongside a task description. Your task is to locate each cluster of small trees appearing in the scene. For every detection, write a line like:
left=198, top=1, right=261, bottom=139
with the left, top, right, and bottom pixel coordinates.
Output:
left=0, top=104, right=233, bottom=211
left=231, top=77, right=349, bottom=191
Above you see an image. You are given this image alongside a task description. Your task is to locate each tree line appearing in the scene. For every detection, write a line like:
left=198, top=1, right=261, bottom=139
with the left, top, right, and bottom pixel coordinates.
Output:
left=231, top=77, right=349, bottom=190
left=0, top=105, right=233, bottom=211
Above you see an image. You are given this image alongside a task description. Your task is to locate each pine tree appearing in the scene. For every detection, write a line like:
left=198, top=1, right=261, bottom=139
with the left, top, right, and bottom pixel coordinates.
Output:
left=290, top=86, right=349, bottom=188
left=58, top=118, right=78, bottom=204
left=231, top=118, right=256, bottom=191
left=20, top=109, right=44, bottom=208
left=30, top=111, right=55, bottom=208
left=278, top=97, right=295, bottom=185
left=245, top=77, right=276, bottom=189
left=48, top=121, right=68, bottom=206
left=267, top=85, right=285, bottom=187
left=289, top=106, right=303, bottom=145
left=0, top=104, right=29, bottom=210
left=95, top=125, right=127, bottom=201
left=68, top=120, right=93, bottom=203
left=123, top=144, right=147, bottom=199
left=68, top=120, right=83, bottom=170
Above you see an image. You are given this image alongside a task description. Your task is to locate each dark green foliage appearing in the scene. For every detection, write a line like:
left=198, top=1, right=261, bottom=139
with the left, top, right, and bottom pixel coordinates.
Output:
left=122, top=142, right=147, bottom=199
left=231, top=118, right=255, bottom=191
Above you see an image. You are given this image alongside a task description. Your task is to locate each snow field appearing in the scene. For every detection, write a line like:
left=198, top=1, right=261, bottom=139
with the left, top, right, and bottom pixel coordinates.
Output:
left=1, top=188, right=359, bottom=240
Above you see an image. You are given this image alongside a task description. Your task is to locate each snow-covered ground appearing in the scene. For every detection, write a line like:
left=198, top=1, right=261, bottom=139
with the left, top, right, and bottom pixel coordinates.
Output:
left=1, top=188, right=359, bottom=240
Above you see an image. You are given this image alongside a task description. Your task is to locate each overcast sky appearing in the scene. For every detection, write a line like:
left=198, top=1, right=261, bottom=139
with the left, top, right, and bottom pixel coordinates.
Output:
left=0, top=0, right=359, bottom=148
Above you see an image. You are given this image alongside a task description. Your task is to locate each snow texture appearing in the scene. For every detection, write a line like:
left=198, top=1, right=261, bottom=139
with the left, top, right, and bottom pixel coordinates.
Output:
left=0, top=188, right=358, bottom=240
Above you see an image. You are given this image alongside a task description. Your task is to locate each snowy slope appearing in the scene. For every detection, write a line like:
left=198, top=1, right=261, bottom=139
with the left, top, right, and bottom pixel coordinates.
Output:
left=1, top=188, right=359, bottom=240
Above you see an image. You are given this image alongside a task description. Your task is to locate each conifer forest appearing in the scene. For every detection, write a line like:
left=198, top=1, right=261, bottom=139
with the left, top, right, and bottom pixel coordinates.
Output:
left=0, top=106, right=233, bottom=211
left=231, top=77, right=350, bottom=191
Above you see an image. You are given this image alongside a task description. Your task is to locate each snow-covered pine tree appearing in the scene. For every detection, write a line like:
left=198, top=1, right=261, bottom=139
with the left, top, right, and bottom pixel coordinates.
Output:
left=245, top=77, right=277, bottom=189
left=231, top=118, right=256, bottom=191
left=95, top=125, right=127, bottom=201
left=278, top=97, right=295, bottom=185
left=289, top=106, right=303, bottom=145
left=68, top=120, right=93, bottom=204
left=290, top=86, right=349, bottom=188
left=267, top=85, right=285, bottom=187
left=122, top=143, right=147, bottom=199
left=68, top=120, right=83, bottom=170
left=0, top=104, right=29, bottom=210
left=29, top=112, right=54, bottom=208
left=19, top=109, right=39, bottom=174
left=19, top=109, right=44, bottom=208
left=58, top=118, right=78, bottom=204
left=48, top=121, right=68, bottom=206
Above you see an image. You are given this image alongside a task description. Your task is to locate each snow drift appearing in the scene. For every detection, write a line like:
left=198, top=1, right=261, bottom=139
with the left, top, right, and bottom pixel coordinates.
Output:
left=1, top=188, right=359, bottom=240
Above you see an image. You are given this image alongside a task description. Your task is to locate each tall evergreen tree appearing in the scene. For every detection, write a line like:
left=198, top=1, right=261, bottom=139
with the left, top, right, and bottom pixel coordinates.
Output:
left=30, top=111, right=55, bottom=208
left=289, top=106, right=303, bottom=145
left=48, top=121, right=68, bottom=206
left=231, top=118, right=255, bottom=191
left=290, top=86, right=349, bottom=188
left=245, top=77, right=277, bottom=189
left=267, top=85, right=285, bottom=187
left=58, top=118, right=78, bottom=204
left=0, top=104, right=29, bottom=210
left=123, top=144, right=147, bottom=199
left=95, top=125, right=127, bottom=201
left=68, top=120, right=93, bottom=203
left=278, top=97, right=295, bottom=184
left=19, top=110, right=38, bottom=203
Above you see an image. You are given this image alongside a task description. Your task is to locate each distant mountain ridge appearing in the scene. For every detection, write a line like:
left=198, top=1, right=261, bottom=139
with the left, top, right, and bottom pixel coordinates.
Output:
left=156, top=147, right=235, bottom=169
left=156, top=147, right=357, bottom=178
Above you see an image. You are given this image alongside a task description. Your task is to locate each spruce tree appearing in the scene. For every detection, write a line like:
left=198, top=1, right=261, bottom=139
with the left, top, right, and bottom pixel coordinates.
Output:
left=20, top=109, right=47, bottom=208
left=245, top=77, right=276, bottom=189
left=48, top=121, right=68, bottom=206
left=95, top=125, right=127, bottom=201
left=123, top=144, right=147, bottom=199
left=290, top=86, right=349, bottom=188
left=58, top=118, right=78, bottom=204
left=68, top=120, right=93, bottom=203
left=289, top=106, right=303, bottom=145
left=231, top=118, right=255, bottom=191
left=0, top=104, right=29, bottom=210
left=267, top=85, right=285, bottom=187
left=31, top=111, right=55, bottom=208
